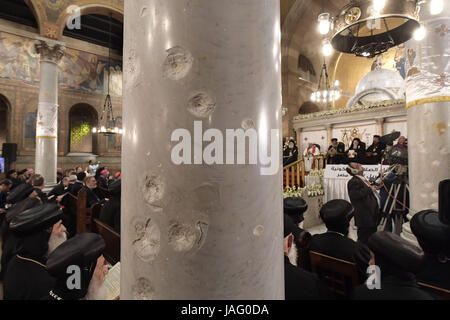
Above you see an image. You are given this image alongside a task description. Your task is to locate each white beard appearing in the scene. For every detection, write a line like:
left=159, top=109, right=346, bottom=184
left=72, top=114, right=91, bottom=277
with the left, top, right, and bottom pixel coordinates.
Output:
left=46, top=232, right=67, bottom=257
left=287, top=242, right=298, bottom=267
left=85, top=277, right=107, bottom=300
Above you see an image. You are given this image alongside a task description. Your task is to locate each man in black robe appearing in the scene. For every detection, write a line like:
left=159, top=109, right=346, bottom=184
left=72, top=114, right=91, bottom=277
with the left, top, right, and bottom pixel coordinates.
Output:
left=347, top=163, right=381, bottom=244
left=352, top=232, right=434, bottom=300
left=346, top=138, right=365, bottom=164
left=283, top=139, right=299, bottom=167
left=411, top=210, right=450, bottom=291
left=284, top=215, right=333, bottom=300
left=47, top=177, right=70, bottom=200
left=99, top=179, right=121, bottom=233
left=365, top=135, right=385, bottom=164
left=0, top=179, right=12, bottom=209
left=310, top=199, right=371, bottom=281
left=327, top=139, right=345, bottom=164
left=81, top=176, right=101, bottom=207
left=3, top=202, right=67, bottom=300
left=46, top=233, right=107, bottom=300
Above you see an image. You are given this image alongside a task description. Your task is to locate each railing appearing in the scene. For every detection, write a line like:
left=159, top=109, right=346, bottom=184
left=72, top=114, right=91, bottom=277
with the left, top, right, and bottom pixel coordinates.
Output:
left=283, top=155, right=327, bottom=189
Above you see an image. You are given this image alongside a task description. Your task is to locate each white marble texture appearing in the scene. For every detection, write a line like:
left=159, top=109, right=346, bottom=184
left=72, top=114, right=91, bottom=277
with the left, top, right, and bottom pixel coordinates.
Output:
left=121, top=0, right=283, bottom=299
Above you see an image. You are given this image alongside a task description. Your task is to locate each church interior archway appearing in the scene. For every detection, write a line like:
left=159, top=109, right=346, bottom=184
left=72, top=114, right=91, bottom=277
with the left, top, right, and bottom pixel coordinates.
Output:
left=0, top=94, right=10, bottom=151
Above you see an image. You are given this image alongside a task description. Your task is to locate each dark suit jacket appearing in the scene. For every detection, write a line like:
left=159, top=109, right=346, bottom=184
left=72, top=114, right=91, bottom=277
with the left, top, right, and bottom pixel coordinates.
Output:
left=47, top=184, right=68, bottom=199
left=347, top=176, right=380, bottom=228
left=81, top=186, right=100, bottom=208
left=310, top=232, right=370, bottom=280
left=366, top=143, right=385, bottom=164
left=352, top=273, right=434, bottom=300
left=285, top=256, right=334, bottom=300
left=70, top=182, right=83, bottom=196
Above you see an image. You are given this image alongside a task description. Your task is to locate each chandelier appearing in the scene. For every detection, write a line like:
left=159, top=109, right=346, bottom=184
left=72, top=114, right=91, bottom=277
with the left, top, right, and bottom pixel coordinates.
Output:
left=92, top=13, right=122, bottom=136
left=316, top=0, right=444, bottom=59
left=311, top=60, right=341, bottom=105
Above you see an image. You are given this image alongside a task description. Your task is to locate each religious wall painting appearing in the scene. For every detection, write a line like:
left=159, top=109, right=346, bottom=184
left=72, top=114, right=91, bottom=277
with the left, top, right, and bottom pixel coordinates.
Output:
left=59, top=48, right=122, bottom=95
left=0, top=32, right=40, bottom=85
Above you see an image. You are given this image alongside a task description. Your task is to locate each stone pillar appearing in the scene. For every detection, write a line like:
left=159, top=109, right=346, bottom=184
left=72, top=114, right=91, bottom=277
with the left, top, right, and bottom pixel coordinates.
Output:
left=376, top=118, right=384, bottom=136
left=121, top=0, right=283, bottom=299
left=35, top=38, right=65, bottom=186
left=326, top=124, right=333, bottom=145
left=402, top=4, right=450, bottom=243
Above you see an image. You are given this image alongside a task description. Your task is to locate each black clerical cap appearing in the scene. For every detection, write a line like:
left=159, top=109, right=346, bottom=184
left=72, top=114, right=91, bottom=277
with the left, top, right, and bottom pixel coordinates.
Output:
left=108, top=179, right=121, bottom=196
left=284, top=214, right=297, bottom=238
left=5, top=197, right=41, bottom=224
left=284, top=197, right=308, bottom=224
left=439, top=179, right=450, bottom=225
left=368, top=231, right=425, bottom=274
left=6, top=183, right=34, bottom=204
left=320, top=200, right=354, bottom=224
left=47, top=233, right=105, bottom=278
left=411, top=210, right=450, bottom=256
left=9, top=202, right=62, bottom=236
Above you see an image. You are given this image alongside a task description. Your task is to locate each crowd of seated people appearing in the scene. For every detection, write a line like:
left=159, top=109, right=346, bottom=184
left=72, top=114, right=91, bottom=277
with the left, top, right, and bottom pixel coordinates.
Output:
left=325, top=135, right=407, bottom=165
left=0, top=163, right=122, bottom=300
left=283, top=179, right=450, bottom=300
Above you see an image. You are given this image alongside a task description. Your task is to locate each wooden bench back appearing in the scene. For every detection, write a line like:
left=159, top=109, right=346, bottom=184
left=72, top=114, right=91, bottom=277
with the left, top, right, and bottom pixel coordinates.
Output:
left=92, top=218, right=121, bottom=265
left=309, top=251, right=359, bottom=299
left=418, top=282, right=450, bottom=300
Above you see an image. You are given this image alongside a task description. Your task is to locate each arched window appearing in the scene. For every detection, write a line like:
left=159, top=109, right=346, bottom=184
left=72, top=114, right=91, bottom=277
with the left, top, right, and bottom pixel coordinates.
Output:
left=69, top=103, right=98, bottom=154
left=298, top=54, right=316, bottom=82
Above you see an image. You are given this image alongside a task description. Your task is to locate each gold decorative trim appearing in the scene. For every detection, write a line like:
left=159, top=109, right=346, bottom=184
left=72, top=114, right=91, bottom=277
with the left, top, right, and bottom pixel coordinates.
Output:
left=406, top=96, right=450, bottom=109
left=36, top=136, right=57, bottom=139
left=17, top=254, right=47, bottom=268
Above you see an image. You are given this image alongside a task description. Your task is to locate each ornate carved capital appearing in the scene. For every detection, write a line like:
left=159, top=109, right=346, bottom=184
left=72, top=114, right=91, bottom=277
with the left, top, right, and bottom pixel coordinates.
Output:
left=35, top=39, right=66, bottom=64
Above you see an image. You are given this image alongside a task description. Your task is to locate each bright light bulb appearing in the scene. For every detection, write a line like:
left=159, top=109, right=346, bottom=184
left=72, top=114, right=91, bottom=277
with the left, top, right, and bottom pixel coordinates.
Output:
left=92, top=127, right=97, bottom=133
left=318, top=13, right=331, bottom=35
left=322, top=40, right=333, bottom=56
left=373, top=0, right=386, bottom=12
left=430, top=0, right=444, bottom=15
left=334, top=80, right=340, bottom=87
left=414, top=25, right=426, bottom=41
left=101, top=126, right=106, bottom=132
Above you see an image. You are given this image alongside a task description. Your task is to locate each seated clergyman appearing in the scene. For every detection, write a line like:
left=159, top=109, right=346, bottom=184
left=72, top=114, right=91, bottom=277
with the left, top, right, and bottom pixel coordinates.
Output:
left=284, top=215, right=333, bottom=300
left=3, top=202, right=67, bottom=300
left=46, top=233, right=108, bottom=300
left=411, top=210, right=450, bottom=291
left=352, top=232, right=434, bottom=300
left=310, top=199, right=371, bottom=281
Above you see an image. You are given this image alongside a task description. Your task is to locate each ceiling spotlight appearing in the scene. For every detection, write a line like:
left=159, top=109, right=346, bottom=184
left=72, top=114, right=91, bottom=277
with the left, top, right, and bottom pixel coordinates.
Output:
left=322, top=39, right=333, bottom=56
left=373, top=0, right=386, bottom=12
left=430, top=0, right=443, bottom=15
left=414, top=24, right=426, bottom=41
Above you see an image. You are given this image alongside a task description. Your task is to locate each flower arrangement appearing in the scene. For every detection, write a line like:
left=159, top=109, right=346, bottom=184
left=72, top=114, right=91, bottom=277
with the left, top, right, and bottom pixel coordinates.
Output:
left=306, top=183, right=324, bottom=197
left=283, top=186, right=306, bottom=199
left=309, top=169, right=324, bottom=179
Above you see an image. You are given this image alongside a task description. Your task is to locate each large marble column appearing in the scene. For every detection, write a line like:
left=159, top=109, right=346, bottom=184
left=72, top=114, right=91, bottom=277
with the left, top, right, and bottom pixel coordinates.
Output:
left=35, top=38, right=65, bottom=186
left=121, top=0, right=283, bottom=299
left=402, top=3, right=450, bottom=243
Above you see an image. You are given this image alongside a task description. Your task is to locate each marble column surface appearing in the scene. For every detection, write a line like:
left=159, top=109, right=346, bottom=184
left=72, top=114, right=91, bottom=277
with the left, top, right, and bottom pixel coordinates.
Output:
left=402, top=4, right=450, bottom=243
left=121, top=0, right=283, bottom=299
left=34, top=39, right=65, bottom=186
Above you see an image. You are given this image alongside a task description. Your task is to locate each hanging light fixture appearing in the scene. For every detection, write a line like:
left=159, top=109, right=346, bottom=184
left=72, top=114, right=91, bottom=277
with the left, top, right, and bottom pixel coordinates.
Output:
left=330, top=0, right=421, bottom=58
left=318, top=13, right=332, bottom=35
left=310, top=60, right=341, bottom=105
left=92, top=13, right=121, bottom=136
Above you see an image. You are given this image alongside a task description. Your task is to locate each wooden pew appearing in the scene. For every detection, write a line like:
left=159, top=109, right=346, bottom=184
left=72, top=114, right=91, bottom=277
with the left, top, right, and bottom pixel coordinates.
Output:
left=418, top=282, right=450, bottom=300
left=296, top=230, right=312, bottom=270
left=76, top=189, right=103, bottom=234
left=91, top=218, right=121, bottom=265
left=309, top=251, right=360, bottom=299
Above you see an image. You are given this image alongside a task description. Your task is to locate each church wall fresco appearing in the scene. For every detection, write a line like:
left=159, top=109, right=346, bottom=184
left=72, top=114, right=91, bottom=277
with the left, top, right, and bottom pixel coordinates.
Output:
left=0, top=31, right=122, bottom=157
